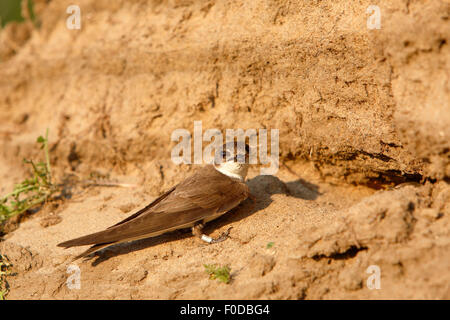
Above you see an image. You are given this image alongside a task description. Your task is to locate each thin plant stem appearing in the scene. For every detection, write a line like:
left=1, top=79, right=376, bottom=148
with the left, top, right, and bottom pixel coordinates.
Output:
left=44, top=129, right=52, bottom=184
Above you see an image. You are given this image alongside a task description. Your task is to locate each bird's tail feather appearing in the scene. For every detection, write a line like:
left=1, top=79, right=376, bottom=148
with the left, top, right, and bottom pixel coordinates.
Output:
left=58, top=229, right=114, bottom=248
left=71, top=242, right=113, bottom=261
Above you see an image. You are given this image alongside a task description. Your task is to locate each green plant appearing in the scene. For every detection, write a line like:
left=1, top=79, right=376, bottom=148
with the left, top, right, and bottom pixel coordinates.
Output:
left=0, top=129, right=58, bottom=223
left=0, top=0, right=37, bottom=28
left=0, top=254, right=12, bottom=300
left=204, top=264, right=231, bottom=284
left=266, top=241, right=275, bottom=249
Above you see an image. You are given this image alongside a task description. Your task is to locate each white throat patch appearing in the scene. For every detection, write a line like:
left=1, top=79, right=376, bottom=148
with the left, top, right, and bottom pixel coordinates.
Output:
left=214, top=162, right=249, bottom=181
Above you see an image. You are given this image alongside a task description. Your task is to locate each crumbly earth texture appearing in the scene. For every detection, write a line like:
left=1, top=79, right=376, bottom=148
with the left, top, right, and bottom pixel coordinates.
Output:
left=0, top=0, right=449, bottom=299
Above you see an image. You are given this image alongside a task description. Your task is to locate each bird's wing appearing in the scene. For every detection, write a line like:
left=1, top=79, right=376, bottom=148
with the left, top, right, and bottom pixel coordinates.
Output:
left=107, top=185, right=177, bottom=229
left=58, top=166, right=249, bottom=248
left=156, top=166, right=249, bottom=215
left=57, top=185, right=177, bottom=248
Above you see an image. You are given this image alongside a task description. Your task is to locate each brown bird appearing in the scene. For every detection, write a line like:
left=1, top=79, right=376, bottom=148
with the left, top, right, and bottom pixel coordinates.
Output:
left=58, top=141, right=253, bottom=260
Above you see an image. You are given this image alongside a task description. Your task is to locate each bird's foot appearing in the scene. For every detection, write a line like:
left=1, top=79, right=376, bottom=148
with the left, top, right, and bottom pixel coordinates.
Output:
left=193, top=224, right=233, bottom=244
left=209, top=227, right=233, bottom=244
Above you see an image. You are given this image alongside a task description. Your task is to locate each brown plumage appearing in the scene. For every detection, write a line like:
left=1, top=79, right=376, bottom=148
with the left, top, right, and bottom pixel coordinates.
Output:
left=58, top=165, right=250, bottom=260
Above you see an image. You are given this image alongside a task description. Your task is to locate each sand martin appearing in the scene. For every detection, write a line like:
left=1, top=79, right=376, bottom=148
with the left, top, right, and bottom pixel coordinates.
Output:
left=58, top=141, right=252, bottom=259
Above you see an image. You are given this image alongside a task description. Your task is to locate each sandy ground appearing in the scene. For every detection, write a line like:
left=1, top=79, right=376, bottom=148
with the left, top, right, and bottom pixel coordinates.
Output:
left=1, top=161, right=449, bottom=299
left=0, top=0, right=449, bottom=299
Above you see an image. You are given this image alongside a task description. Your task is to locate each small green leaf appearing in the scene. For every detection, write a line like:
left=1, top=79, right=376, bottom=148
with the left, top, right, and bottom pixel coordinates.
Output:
left=204, top=264, right=231, bottom=284
left=266, top=242, right=275, bottom=249
left=0, top=130, right=57, bottom=223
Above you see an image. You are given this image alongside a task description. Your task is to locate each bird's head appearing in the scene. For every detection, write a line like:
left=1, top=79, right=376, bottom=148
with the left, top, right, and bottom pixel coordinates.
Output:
left=213, top=141, right=250, bottom=181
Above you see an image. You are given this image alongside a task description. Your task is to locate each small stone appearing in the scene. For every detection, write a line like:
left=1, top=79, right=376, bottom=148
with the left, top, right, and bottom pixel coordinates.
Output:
left=118, top=203, right=136, bottom=213
left=40, top=212, right=62, bottom=228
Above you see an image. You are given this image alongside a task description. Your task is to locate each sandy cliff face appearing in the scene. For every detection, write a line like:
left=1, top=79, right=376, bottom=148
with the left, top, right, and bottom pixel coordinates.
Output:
left=0, top=0, right=449, bottom=299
